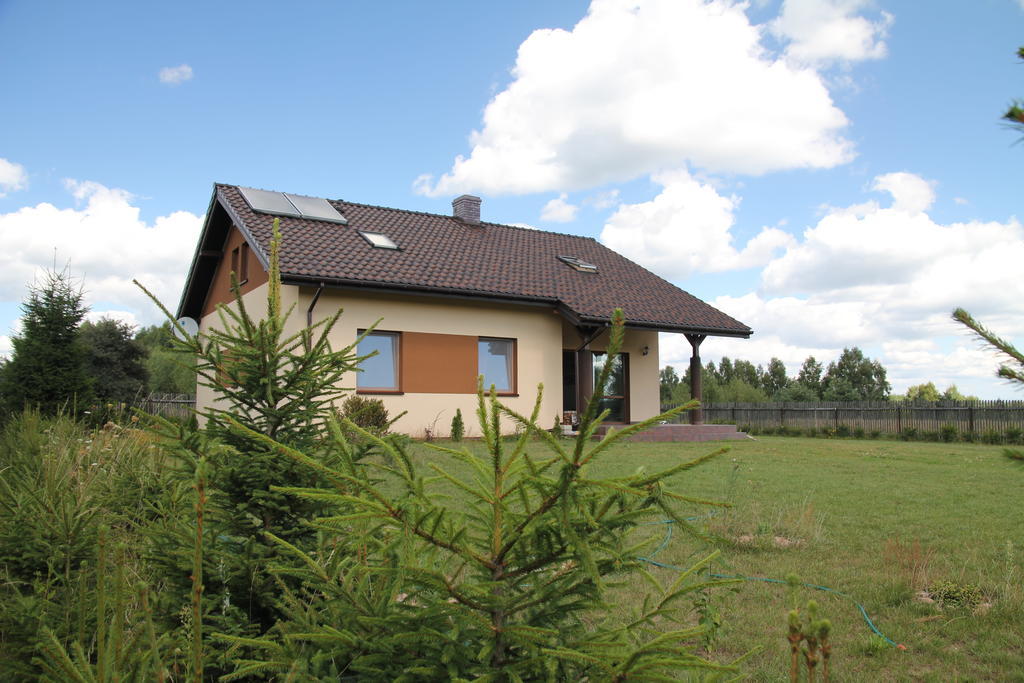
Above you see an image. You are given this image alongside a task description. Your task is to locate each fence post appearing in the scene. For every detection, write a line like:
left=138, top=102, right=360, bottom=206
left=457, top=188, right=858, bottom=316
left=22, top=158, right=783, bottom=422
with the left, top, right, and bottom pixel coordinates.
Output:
left=834, top=407, right=838, bottom=431
left=896, top=405, right=901, bottom=435
left=968, top=404, right=974, bottom=434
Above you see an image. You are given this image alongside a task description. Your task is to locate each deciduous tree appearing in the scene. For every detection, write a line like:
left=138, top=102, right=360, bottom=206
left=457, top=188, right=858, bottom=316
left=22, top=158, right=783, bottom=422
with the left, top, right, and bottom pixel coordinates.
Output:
left=796, top=356, right=823, bottom=398
left=79, top=318, right=148, bottom=404
left=821, top=347, right=890, bottom=401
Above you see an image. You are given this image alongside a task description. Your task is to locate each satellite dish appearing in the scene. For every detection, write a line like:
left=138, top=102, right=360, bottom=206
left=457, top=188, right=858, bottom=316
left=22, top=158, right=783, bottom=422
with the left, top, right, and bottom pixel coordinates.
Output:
left=174, top=317, right=199, bottom=341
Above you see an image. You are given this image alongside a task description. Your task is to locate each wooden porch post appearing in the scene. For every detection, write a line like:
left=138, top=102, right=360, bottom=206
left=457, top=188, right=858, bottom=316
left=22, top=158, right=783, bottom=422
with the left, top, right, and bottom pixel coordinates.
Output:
left=685, top=333, right=706, bottom=426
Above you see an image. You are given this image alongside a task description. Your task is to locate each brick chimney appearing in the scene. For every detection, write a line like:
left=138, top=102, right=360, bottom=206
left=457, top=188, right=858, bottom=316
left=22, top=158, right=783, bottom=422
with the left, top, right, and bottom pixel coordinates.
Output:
left=452, top=194, right=481, bottom=224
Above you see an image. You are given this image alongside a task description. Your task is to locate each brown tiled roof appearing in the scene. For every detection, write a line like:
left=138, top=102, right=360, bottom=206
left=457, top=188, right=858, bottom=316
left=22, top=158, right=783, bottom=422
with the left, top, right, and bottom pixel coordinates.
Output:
left=180, top=184, right=751, bottom=337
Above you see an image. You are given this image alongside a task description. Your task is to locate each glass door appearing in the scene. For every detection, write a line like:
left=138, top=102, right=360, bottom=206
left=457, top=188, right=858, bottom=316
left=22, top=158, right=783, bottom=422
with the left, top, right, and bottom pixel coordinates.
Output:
left=592, top=352, right=628, bottom=422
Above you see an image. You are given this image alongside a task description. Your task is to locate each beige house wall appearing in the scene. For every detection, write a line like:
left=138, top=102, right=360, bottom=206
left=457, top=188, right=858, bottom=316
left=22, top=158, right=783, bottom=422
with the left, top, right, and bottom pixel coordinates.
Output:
left=198, top=283, right=662, bottom=437
left=195, top=282, right=273, bottom=418
left=294, top=286, right=563, bottom=439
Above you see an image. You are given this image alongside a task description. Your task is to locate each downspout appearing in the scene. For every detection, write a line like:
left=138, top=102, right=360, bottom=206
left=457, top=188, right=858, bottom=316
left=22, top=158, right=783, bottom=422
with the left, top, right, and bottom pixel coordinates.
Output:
left=304, top=282, right=325, bottom=352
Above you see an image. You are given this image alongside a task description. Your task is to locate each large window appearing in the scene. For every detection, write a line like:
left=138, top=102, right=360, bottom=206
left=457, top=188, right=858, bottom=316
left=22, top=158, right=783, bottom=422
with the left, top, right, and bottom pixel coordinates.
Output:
left=592, top=352, right=627, bottom=422
left=358, top=331, right=400, bottom=392
left=478, top=337, right=516, bottom=394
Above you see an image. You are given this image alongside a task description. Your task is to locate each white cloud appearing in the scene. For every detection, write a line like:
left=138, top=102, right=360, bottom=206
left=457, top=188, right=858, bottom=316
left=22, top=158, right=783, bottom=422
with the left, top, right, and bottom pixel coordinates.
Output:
left=599, top=169, right=794, bottom=280
left=0, top=335, right=10, bottom=360
left=953, top=196, right=968, bottom=206
left=540, top=193, right=579, bottom=222
left=0, top=180, right=203, bottom=326
left=416, top=0, right=855, bottom=196
left=871, top=171, right=935, bottom=213
left=158, top=64, right=193, bottom=85
left=85, top=309, right=141, bottom=330
left=761, top=172, right=1024, bottom=311
left=0, top=158, right=28, bottom=196
left=584, top=189, right=620, bottom=209
left=770, top=0, right=892, bottom=66
left=661, top=172, right=1024, bottom=398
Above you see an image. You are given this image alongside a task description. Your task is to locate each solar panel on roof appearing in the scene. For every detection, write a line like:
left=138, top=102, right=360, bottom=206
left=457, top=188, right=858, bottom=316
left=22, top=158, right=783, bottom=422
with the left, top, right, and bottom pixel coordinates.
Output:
left=238, top=187, right=301, bottom=217
left=284, top=193, right=348, bottom=224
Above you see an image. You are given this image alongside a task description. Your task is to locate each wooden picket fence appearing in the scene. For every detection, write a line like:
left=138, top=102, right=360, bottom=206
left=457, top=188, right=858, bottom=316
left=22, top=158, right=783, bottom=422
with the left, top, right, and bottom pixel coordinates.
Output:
left=136, top=393, right=195, bottom=420
left=660, top=400, right=1024, bottom=437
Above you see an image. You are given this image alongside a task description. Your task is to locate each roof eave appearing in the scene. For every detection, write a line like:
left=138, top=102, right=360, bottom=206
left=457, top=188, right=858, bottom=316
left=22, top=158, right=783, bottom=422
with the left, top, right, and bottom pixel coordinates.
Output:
left=574, top=314, right=753, bottom=339
left=280, top=274, right=562, bottom=310
left=176, top=186, right=271, bottom=320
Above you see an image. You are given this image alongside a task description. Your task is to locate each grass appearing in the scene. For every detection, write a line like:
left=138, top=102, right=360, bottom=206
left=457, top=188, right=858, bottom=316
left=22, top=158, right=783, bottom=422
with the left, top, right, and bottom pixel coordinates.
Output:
left=415, top=435, right=1024, bottom=681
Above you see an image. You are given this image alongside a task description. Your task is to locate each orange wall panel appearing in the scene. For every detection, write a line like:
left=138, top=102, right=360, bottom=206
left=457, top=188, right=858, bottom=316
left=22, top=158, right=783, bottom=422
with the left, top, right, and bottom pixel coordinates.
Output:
left=403, top=332, right=478, bottom=394
left=202, top=226, right=268, bottom=317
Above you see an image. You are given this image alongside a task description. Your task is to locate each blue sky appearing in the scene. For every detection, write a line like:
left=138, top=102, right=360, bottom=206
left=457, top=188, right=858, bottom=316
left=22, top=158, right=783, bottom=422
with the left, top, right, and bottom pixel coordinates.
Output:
left=1, top=0, right=1022, bottom=398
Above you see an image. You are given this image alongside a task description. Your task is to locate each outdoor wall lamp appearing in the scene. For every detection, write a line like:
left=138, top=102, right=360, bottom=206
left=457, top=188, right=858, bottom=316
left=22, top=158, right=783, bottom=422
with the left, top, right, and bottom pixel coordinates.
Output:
left=642, top=345, right=650, bottom=356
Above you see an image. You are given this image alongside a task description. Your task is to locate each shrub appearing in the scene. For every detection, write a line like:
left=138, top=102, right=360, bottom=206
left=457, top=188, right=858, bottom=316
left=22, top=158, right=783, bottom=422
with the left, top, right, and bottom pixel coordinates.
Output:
left=835, top=424, right=851, bottom=438
left=939, top=424, right=958, bottom=443
left=450, top=408, right=465, bottom=441
left=340, top=395, right=390, bottom=436
left=928, top=580, right=983, bottom=609
left=982, top=429, right=1004, bottom=445
left=962, top=430, right=977, bottom=443
left=549, top=412, right=562, bottom=439
left=853, top=426, right=866, bottom=439
left=869, top=429, right=881, bottom=439
left=1005, top=426, right=1023, bottom=445
left=902, top=427, right=918, bottom=441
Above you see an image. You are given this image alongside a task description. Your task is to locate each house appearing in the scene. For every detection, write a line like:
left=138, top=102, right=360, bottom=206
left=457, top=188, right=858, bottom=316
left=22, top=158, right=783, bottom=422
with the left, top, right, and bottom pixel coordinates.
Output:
left=177, top=184, right=752, bottom=439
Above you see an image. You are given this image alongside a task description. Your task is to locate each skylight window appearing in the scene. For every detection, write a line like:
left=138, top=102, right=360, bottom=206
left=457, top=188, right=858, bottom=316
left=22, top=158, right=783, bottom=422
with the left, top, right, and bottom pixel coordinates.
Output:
left=557, top=255, right=598, bottom=273
left=359, top=231, right=399, bottom=250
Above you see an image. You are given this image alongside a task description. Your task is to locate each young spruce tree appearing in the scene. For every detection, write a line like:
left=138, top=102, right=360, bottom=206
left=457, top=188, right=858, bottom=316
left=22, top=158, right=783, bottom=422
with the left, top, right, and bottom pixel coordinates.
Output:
left=2, top=268, right=92, bottom=416
left=136, top=219, right=372, bottom=631
left=218, top=310, right=744, bottom=680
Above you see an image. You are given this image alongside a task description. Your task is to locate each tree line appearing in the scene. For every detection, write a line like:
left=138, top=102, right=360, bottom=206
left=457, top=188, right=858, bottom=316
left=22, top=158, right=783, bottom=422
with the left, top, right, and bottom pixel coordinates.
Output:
left=660, top=347, right=977, bottom=404
left=0, top=269, right=195, bottom=417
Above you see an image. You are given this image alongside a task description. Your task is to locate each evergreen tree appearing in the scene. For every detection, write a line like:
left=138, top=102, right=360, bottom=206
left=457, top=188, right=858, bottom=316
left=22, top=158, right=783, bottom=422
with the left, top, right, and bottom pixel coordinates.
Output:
left=449, top=407, right=465, bottom=441
left=137, top=219, right=367, bottom=630
left=218, top=310, right=738, bottom=680
left=79, top=318, right=149, bottom=404
left=1004, top=46, right=1024, bottom=137
left=953, top=308, right=1024, bottom=388
left=821, top=347, right=890, bottom=401
left=2, top=269, right=91, bottom=415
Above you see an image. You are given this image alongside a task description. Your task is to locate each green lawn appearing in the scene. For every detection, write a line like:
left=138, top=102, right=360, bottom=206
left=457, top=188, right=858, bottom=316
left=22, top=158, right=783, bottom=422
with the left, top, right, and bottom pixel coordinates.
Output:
left=415, top=435, right=1024, bottom=681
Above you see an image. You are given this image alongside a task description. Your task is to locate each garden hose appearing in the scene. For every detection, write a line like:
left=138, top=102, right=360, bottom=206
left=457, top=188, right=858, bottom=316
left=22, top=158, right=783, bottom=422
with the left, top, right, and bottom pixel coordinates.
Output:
left=636, top=519, right=906, bottom=650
